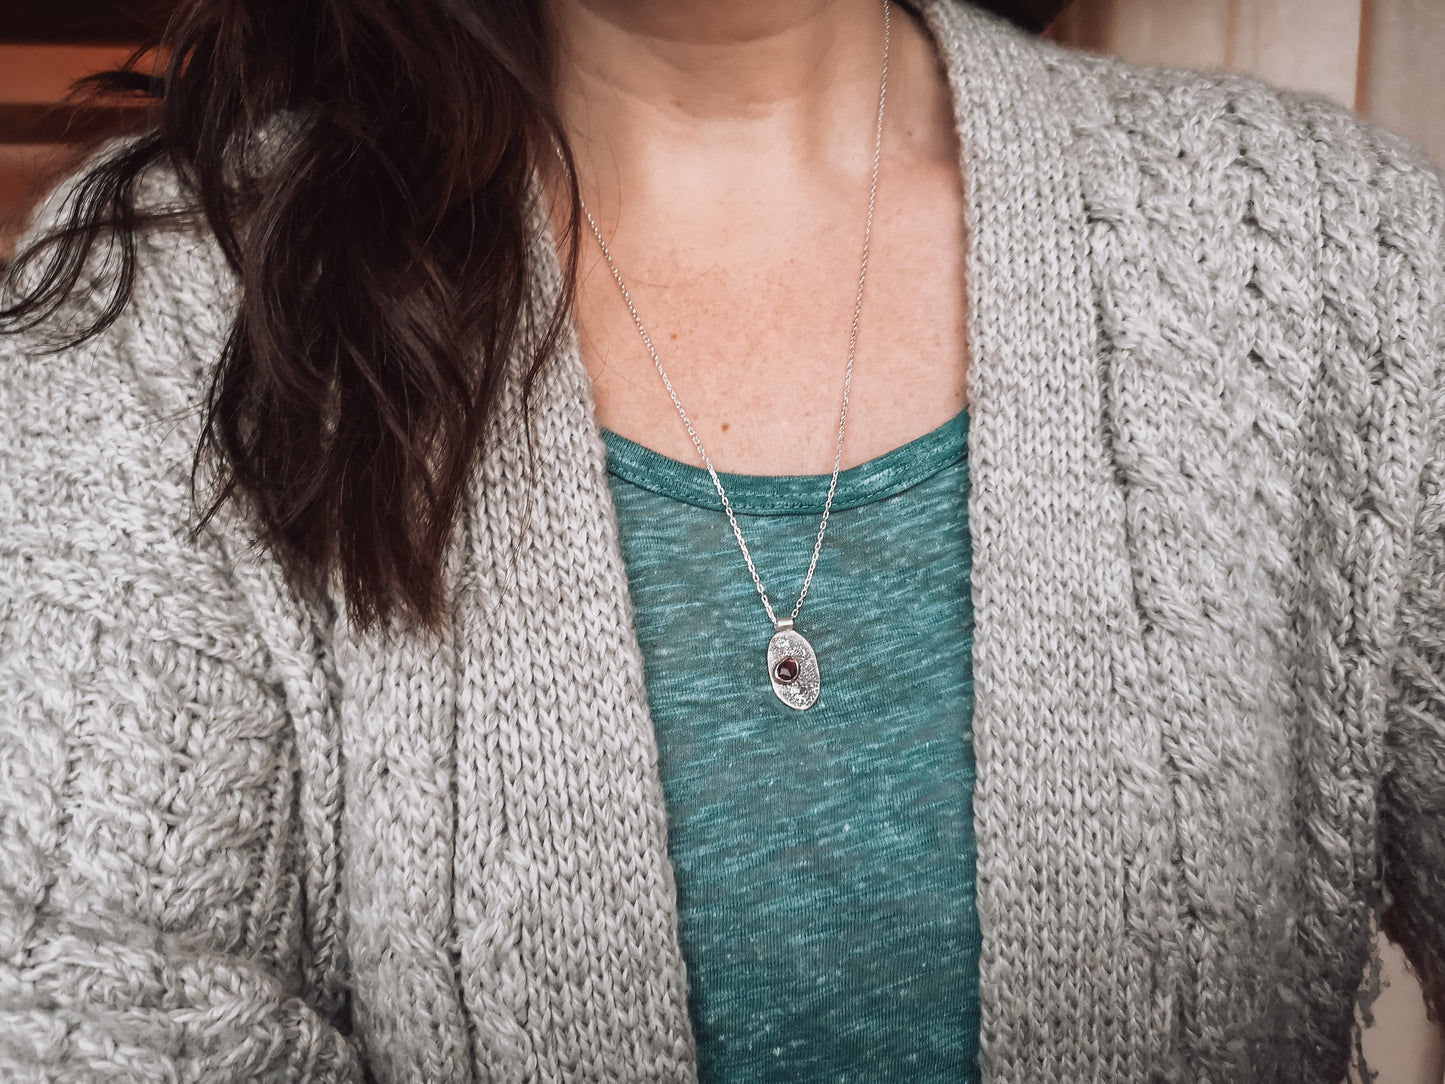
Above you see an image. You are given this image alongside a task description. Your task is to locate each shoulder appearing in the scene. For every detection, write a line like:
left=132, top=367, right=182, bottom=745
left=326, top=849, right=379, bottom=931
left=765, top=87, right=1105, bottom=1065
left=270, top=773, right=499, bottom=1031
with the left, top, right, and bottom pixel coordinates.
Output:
left=6, top=140, right=238, bottom=424
left=14, top=140, right=235, bottom=407
left=1042, top=39, right=1444, bottom=589
left=1035, top=36, right=1443, bottom=381
left=2, top=141, right=240, bottom=536
left=1042, top=33, right=1444, bottom=239
left=0, top=141, right=307, bottom=662
left=926, top=0, right=1444, bottom=264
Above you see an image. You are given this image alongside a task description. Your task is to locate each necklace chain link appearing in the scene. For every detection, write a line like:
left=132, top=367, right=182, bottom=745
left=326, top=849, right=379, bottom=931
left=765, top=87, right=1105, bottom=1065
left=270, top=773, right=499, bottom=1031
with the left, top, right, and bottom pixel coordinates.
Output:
left=575, top=0, right=890, bottom=632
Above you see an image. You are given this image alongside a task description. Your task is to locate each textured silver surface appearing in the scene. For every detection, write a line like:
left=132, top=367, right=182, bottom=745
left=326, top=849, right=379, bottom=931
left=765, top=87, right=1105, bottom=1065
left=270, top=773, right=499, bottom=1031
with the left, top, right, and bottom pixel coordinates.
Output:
left=767, top=629, right=821, bottom=710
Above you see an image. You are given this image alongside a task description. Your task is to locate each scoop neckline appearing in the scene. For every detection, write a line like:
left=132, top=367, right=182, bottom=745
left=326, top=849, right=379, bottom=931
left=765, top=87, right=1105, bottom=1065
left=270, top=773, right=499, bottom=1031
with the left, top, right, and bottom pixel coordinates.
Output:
left=601, top=409, right=968, bottom=516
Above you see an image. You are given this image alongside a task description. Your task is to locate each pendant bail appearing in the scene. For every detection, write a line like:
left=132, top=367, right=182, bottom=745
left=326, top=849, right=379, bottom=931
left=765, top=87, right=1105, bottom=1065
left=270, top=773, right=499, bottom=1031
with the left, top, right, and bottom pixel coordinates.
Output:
left=773, top=617, right=794, bottom=633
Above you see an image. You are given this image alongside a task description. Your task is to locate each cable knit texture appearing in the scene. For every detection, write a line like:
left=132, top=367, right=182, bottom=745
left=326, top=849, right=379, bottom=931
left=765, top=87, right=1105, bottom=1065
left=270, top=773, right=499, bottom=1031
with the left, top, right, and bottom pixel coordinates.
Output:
left=1, top=1, right=1442, bottom=1081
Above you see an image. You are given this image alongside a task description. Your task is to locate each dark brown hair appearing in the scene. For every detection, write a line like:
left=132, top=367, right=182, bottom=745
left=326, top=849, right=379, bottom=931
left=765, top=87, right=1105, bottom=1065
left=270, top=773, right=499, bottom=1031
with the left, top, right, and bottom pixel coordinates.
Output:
left=1, top=0, right=1063, bottom=631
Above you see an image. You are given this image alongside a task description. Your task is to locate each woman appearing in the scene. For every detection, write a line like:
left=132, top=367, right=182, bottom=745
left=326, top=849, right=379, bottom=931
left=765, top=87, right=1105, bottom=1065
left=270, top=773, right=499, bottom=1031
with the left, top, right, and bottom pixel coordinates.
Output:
left=1, top=0, right=1441, bottom=1080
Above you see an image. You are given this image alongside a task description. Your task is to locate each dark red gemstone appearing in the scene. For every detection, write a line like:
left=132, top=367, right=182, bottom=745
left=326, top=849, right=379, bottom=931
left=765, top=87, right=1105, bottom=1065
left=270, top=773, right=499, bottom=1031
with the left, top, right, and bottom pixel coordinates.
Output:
left=773, top=656, right=800, bottom=684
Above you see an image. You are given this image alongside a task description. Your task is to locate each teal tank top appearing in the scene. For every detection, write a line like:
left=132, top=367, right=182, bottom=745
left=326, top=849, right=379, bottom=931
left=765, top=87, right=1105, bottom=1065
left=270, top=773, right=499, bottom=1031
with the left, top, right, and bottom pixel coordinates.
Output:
left=601, top=409, right=979, bottom=1083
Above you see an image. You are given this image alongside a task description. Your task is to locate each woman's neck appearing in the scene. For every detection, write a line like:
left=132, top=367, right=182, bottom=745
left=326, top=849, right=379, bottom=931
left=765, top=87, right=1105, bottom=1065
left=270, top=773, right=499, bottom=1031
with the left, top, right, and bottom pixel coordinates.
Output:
left=537, top=0, right=971, bottom=477
left=544, top=0, right=892, bottom=211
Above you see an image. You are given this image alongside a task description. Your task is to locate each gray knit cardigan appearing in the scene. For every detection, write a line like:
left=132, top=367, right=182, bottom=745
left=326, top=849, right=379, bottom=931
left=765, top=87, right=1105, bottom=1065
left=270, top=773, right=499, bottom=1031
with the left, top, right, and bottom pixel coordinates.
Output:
left=2, top=1, right=1443, bottom=1081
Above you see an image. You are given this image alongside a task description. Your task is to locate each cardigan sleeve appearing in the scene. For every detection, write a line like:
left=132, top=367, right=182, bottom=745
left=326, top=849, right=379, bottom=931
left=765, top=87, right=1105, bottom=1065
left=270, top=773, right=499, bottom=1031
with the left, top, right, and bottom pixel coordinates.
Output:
left=1378, top=189, right=1445, bottom=1025
left=0, top=172, right=364, bottom=1080
left=1274, top=85, right=1445, bottom=1027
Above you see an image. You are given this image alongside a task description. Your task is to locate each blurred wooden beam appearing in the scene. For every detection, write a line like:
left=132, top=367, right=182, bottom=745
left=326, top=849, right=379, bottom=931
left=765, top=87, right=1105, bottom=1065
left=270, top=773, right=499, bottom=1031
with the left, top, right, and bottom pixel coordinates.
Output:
left=0, top=45, right=144, bottom=104
left=2, top=3, right=169, bottom=45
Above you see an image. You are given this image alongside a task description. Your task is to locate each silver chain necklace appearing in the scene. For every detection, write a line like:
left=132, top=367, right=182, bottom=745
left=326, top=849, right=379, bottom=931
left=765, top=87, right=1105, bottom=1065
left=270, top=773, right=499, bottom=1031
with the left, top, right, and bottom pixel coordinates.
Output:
left=576, top=0, right=890, bottom=709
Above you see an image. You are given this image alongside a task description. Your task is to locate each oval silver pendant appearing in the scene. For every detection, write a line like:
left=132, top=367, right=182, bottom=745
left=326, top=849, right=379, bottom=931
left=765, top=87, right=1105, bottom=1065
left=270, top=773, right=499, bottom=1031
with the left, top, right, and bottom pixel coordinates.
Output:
left=767, top=627, right=821, bottom=710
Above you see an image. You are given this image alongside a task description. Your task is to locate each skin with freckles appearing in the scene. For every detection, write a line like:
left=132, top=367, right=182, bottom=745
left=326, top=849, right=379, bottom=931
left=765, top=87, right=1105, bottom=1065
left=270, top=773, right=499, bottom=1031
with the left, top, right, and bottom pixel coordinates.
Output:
left=544, top=0, right=970, bottom=476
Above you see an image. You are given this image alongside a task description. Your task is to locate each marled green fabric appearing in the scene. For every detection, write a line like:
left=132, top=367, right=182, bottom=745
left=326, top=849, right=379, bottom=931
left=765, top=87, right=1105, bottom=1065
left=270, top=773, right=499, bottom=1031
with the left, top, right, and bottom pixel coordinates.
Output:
left=3, top=1, right=1445, bottom=1080
left=603, top=411, right=980, bottom=1083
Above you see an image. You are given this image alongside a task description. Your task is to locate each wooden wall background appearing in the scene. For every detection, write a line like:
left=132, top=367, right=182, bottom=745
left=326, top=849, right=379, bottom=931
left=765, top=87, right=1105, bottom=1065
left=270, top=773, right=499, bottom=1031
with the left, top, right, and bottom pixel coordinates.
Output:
left=0, top=4, right=153, bottom=258
left=0, top=2, right=1441, bottom=1080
